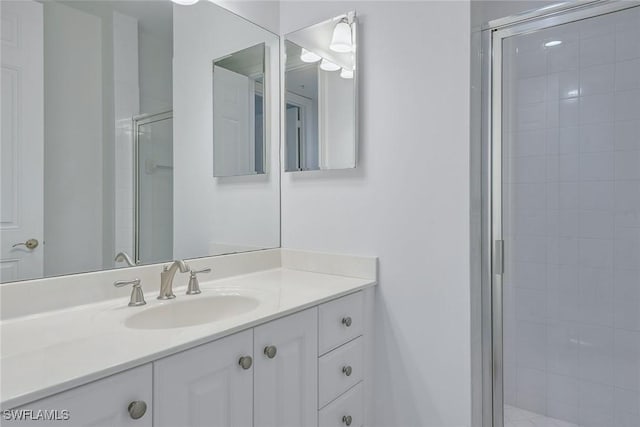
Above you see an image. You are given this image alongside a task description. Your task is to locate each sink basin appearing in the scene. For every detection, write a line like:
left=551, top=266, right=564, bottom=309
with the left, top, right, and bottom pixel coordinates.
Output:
left=124, top=293, right=260, bottom=329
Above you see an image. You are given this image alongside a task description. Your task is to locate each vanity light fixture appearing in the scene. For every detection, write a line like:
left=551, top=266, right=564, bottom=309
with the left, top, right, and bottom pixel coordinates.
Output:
left=340, top=68, right=354, bottom=79
left=320, top=58, right=340, bottom=72
left=171, top=0, right=199, bottom=5
left=544, top=40, right=562, bottom=47
left=330, top=18, right=352, bottom=53
left=300, top=48, right=322, bottom=63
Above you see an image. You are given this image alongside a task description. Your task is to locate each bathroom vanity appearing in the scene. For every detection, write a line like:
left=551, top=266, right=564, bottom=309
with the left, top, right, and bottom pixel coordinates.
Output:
left=0, top=249, right=376, bottom=427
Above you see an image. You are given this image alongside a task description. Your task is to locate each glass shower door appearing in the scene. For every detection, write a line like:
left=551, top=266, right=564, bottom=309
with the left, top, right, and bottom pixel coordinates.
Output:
left=135, top=111, right=173, bottom=265
left=497, top=5, right=640, bottom=427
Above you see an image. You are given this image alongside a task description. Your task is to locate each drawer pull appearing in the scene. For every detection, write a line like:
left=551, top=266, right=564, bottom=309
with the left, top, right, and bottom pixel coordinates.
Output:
left=264, top=345, right=277, bottom=359
left=342, top=365, right=353, bottom=376
left=342, top=317, right=352, bottom=327
left=342, top=415, right=353, bottom=426
left=238, top=356, right=253, bottom=370
left=127, top=400, right=147, bottom=420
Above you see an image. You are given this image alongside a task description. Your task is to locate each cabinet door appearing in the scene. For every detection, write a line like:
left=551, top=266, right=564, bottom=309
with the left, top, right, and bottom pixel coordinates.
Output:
left=6, top=364, right=152, bottom=427
left=254, top=308, right=318, bottom=427
left=153, top=330, right=253, bottom=427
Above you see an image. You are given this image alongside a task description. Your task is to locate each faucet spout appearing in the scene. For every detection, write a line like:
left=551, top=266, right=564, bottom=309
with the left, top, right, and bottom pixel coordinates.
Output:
left=158, top=260, right=190, bottom=300
left=114, top=251, right=136, bottom=267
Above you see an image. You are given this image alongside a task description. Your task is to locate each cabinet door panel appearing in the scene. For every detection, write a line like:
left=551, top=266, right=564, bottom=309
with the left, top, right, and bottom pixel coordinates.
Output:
left=7, top=364, right=152, bottom=427
left=154, top=330, right=253, bottom=427
left=254, top=308, right=318, bottom=427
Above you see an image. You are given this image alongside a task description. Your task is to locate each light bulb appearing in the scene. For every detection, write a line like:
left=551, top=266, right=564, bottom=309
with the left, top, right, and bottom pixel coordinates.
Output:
left=320, top=59, right=340, bottom=72
left=340, top=68, right=353, bottom=79
left=300, top=48, right=321, bottom=63
left=172, top=0, right=199, bottom=5
left=544, top=40, right=562, bottom=47
left=330, top=20, right=352, bottom=53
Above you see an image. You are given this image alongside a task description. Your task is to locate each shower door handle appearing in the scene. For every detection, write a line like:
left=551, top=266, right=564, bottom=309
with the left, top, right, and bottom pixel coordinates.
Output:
left=494, top=240, right=504, bottom=275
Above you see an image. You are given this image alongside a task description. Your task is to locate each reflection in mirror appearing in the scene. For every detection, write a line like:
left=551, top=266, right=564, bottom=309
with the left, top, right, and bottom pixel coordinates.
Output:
left=213, top=43, right=266, bottom=177
left=0, top=0, right=280, bottom=283
left=284, top=12, right=357, bottom=172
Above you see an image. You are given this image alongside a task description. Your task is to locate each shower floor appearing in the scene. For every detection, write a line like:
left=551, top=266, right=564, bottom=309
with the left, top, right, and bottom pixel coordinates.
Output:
left=504, top=405, right=579, bottom=427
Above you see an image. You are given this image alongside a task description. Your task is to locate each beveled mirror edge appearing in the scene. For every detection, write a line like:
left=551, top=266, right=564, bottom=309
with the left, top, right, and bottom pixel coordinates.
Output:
left=282, top=11, right=359, bottom=173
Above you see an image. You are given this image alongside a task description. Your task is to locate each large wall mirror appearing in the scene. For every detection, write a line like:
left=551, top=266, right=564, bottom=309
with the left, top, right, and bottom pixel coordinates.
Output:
left=284, top=12, right=358, bottom=172
left=0, top=0, right=280, bottom=283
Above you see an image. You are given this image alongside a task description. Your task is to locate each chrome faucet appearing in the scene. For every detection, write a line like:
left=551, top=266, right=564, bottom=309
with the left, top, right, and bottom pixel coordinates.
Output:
left=158, top=260, right=190, bottom=300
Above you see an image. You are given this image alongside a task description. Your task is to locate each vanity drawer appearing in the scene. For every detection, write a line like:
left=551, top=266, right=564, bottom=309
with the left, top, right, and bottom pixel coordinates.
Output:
left=319, top=336, right=363, bottom=408
left=319, top=291, right=364, bottom=355
left=318, top=382, right=363, bottom=427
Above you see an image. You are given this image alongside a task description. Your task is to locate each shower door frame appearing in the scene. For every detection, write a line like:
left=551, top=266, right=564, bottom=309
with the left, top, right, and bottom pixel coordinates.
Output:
left=132, top=110, right=173, bottom=265
left=481, top=2, right=640, bottom=426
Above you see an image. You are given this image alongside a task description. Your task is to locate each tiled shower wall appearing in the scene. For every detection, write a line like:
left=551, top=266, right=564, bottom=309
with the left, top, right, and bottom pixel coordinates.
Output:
left=502, top=6, right=640, bottom=427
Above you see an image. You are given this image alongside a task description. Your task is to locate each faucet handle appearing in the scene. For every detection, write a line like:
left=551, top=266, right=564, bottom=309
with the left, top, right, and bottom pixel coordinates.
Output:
left=186, top=268, right=212, bottom=295
left=113, top=278, right=146, bottom=307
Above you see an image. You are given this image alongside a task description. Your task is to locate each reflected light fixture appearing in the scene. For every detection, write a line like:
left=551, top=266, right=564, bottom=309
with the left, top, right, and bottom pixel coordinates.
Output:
left=330, top=19, right=352, bottom=53
left=544, top=40, right=562, bottom=47
left=340, top=68, right=353, bottom=79
left=171, top=0, right=199, bottom=5
left=300, top=48, right=321, bottom=63
left=320, top=59, right=340, bottom=72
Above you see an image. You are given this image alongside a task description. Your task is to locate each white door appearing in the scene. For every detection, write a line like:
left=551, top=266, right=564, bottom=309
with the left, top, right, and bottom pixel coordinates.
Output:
left=254, top=308, right=318, bottom=427
left=9, top=364, right=152, bottom=426
left=212, top=65, right=254, bottom=176
left=0, top=0, right=44, bottom=282
left=154, top=330, right=254, bottom=427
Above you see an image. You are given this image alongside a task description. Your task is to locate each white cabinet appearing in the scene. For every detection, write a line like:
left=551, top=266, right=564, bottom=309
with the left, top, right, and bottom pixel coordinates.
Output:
left=6, top=290, right=371, bottom=427
left=317, top=292, right=366, bottom=427
left=154, top=329, right=253, bottom=427
left=6, top=365, right=152, bottom=427
left=254, top=308, right=318, bottom=427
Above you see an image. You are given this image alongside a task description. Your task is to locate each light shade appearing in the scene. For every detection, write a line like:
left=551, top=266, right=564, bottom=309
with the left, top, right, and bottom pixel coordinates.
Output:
left=340, top=68, right=353, bottom=79
left=172, top=0, right=199, bottom=5
left=320, top=59, right=340, bottom=72
left=330, top=20, right=352, bottom=53
left=544, top=40, right=562, bottom=47
left=300, top=48, right=321, bottom=63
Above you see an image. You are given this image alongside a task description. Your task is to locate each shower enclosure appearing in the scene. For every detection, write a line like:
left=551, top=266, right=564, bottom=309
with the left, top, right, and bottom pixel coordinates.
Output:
left=482, top=2, right=640, bottom=426
left=133, top=111, right=174, bottom=265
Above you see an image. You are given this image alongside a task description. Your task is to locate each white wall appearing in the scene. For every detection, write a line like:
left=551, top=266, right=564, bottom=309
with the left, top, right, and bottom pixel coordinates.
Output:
left=43, top=1, right=103, bottom=276
left=280, top=2, right=471, bottom=426
left=173, top=1, right=280, bottom=259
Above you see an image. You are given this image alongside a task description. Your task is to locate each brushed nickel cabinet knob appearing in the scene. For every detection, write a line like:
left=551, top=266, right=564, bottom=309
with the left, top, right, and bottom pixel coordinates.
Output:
left=342, top=317, right=352, bottom=327
left=264, top=345, right=277, bottom=359
left=127, top=401, right=147, bottom=420
left=342, top=365, right=353, bottom=376
left=342, top=415, right=352, bottom=426
left=238, top=356, right=253, bottom=370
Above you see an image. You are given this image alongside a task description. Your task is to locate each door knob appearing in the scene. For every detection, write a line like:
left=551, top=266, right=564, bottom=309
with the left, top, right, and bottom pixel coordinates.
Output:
left=127, top=401, right=147, bottom=420
left=12, top=239, right=38, bottom=249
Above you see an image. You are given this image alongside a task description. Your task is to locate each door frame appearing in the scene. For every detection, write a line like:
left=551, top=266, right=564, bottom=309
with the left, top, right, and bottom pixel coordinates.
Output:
left=480, top=1, right=640, bottom=426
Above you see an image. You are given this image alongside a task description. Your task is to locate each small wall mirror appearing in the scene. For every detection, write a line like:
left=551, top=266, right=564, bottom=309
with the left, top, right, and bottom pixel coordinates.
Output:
left=213, top=43, right=266, bottom=177
left=284, top=12, right=358, bottom=172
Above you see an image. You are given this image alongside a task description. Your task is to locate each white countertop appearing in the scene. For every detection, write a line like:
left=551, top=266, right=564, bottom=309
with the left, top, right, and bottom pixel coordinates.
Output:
left=0, top=267, right=375, bottom=408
